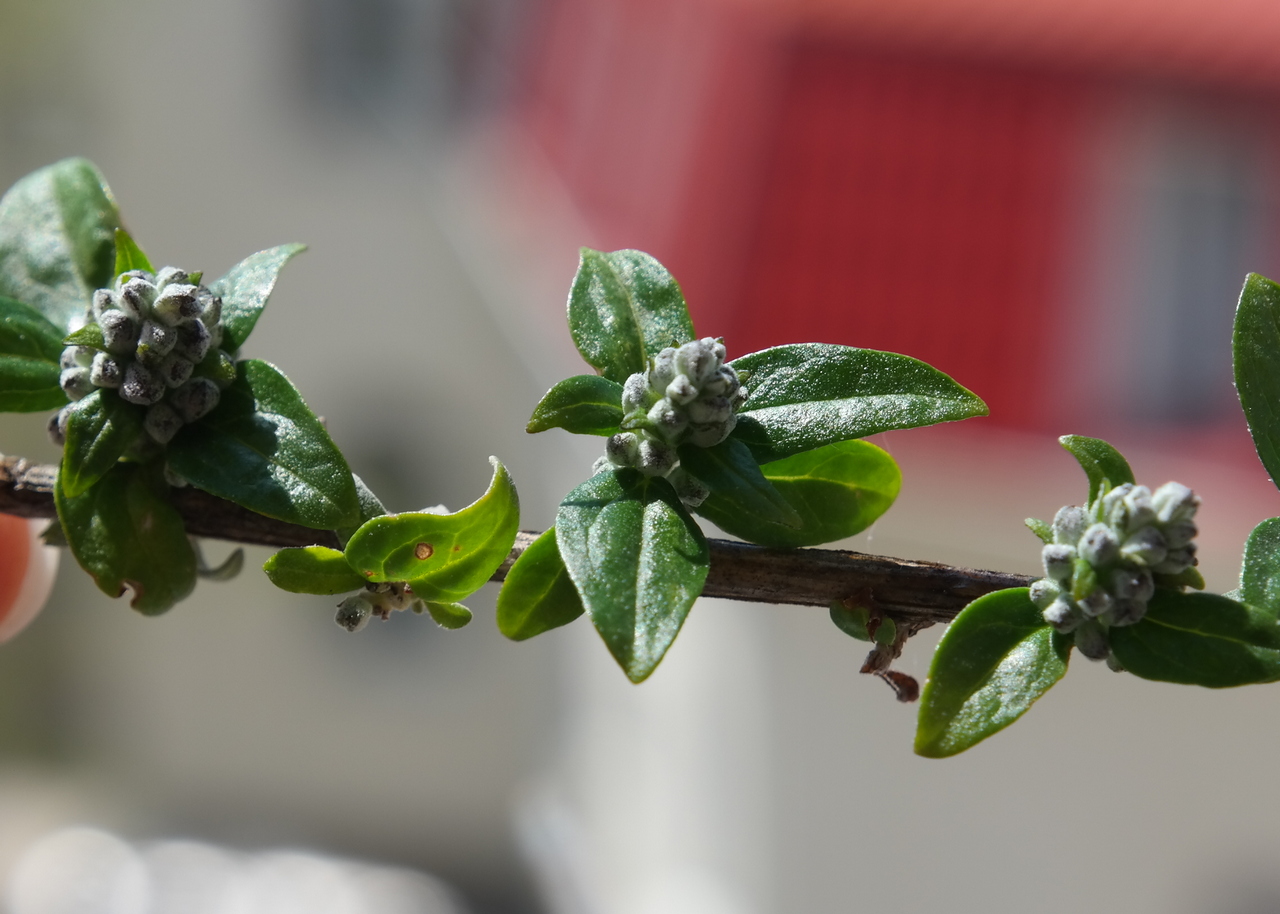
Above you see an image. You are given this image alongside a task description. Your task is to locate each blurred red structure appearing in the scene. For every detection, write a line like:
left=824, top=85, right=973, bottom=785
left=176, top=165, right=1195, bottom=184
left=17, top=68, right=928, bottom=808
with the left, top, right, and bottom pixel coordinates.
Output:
left=518, top=0, right=1280, bottom=428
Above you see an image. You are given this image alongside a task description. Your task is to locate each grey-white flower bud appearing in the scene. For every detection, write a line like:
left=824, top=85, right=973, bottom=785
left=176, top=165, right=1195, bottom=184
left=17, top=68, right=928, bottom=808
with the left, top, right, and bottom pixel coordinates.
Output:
left=686, top=415, right=736, bottom=448
left=158, top=352, right=194, bottom=388
left=170, top=377, right=220, bottom=421
left=92, top=289, right=115, bottom=322
left=1162, top=520, right=1197, bottom=550
left=675, top=338, right=717, bottom=383
left=606, top=431, right=640, bottom=467
left=137, top=320, right=177, bottom=362
left=1108, top=598, right=1146, bottom=627
left=1043, top=596, right=1079, bottom=632
left=173, top=319, right=211, bottom=363
left=60, top=345, right=95, bottom=370
left=1051, top=505, right=1087, bottom=545
left=665, top=374, right=698, bottom=405
left=686, top=395, right=732, bottom=425
left=152, top=284, right=200, bottom=326
left=1041, top=543, right=1076, bottom=583
left=118, top=277, right=157, bottom=319
left=1078, top=523, right=1120, bottom=566
left=47, top=407, right=70, bottom=446
left=89, top=352, right=123, bottom=388
left=668, top=467, right=711, bottom=508
left=60, top=367, right=93, bottom=401
left=144, top=402, right=183, bottom=444
left=1110, top=567, right=1154, bottom=603
left=650, top=349, right=677, bottom=390
left=647, top=399, right=688, bottom=441
left=1119, top=526, right=1166, bottom=566
left=99, top=310, right=140, bottom=355
left=1153, top=545, right=1197, bottom=576
left=1152, top=482, right=1199, bottom=524
left=336, top=593, right=374, bottom=632
left=199, top=292, right=222, bottom=331
left=1029, top=578, right=1061, bottom=609
left=1078, top=587, right=1114, bottom=619
left=120, top=362, right=166, bottom=406
left=154, top=267, right=191, bottom=289
left=1120, top=486, right=1156, bottom=532
left=637, top=438, right=677, bottom=476
left=1074, top=620, right=1111, bottom=660
left=622, top=372, right=650, bottom=412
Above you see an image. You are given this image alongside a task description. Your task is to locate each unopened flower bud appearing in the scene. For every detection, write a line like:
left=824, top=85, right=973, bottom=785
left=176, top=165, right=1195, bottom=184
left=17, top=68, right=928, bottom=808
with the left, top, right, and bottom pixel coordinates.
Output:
left=1041, top=544, right=1075, bottom=583
left=666, top=374, right=698, bottom=405
left=1152, top=482, right=1199, bottom=524
left=1110, top=567, right=1154, bottom=603
left=47, top=406, right=70, bottom=445
left=118, top=277, right=157, bottom=319
left=199, top=292, right=222, bottom=331
left=650, top=349, right=677, bottom=390
left=203, top=350, right=237, bottom=389
left=1120, top=486, right=1156, bottom=531
left=1029, top=578, right=1060, bottom=609
left=144, top=402, right=183, bottom=444
left=99, top=310, right=140, bottom=355
left=157, top=353, right=194, bottom=388
left=675, top=339, right=716, bottom=383
left=1079, top=523, right=1120, bottom=566
left=336, top=593, right=374, bottom=632
left=154, top=267, right=190, bottom=289
left=89, top=352, right=123, bottom=388
left=1043, top=596, right=1079, bottom=632
left=1153, top=545, right=1197, bottom=576
left=1051, top=505, right=1087, bottom=545
left=152, top=284, right=200, bottom=326
left=1108, top=598, right=1146, bottom=627
left=668, top=467, right=711, bottom=508
left=1079, top=587, right=1114, bottom=618
left=1119, top=526, right=1166, bottom=566
left=647, top=400, right=688, bottom=440
left=137, top=320, right=176, bottom=362
left=637, top=439, right=676, bottom=476
left=92, top=289, right=115, bottom=321
left=170, top=377, right=220, bottom=421
left=173, top=319, right=211, bottom=363
left=60, top=346, right=95, bottom=370
left=622, top=373, right=650, bottom=412
left=606, top=432, right=640, bottom=467
left=686, top=395, right=732, bottom=425
left=1162, top=520, right=1197, bottom=550
left=687, top=416, right=736, bottom=448
left=1074, top=620, right=1111, bottom=660
left=120, top=362, right=165, bottom=405
left=60, top=367, right=93, bottom=401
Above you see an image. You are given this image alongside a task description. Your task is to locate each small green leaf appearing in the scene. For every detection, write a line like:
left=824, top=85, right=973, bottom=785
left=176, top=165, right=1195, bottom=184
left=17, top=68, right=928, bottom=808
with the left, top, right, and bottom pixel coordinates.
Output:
left=209, top=244, right=306, bottom=351
left=344, top=457, right=520, bottom=603
left=425, top=601, right=473, bottom=629
left=728, top=344, right=988, bottom=463
left=1238, top=517, right=1280, bottom=618
left=195, top=545, right=244, bottom=581
left=829, top=601, right=896, bottom=645
left=167, top=359, right=359, bottom=529
left=1025, top=518, right=1053, bottom=544
left=693, top=439, right=900, bottom=547
left=112, top=227, right=153, bottom=277
left=567, top=249, right=696, bottom=383
left=62, top=322, right=106, bottom=350
left=60, top=390, right=144, bottom=497
left=1110, top=590, right=1280, bottom=687
left=527, top=374, right=625, bottom=436
left=0, top=158, right=121, bottom=332
left=0, top=296, right=67, bottom=411
left=496, top=527, right=585, bottom=640
left=335, top=473, right=388, bottom=547
left=556, top=469, right=709, bottom=683
left=678, top=437, right=800, bottom=528
left=915, top=588, right=1069, bottom=758
left=1235, top=274, right=1280, bottom=491
left=264, top=545, right=368, bottom=595
left=1058, top=435, right=1134, bottom=502
left=55, top=461, right=197, bottom=615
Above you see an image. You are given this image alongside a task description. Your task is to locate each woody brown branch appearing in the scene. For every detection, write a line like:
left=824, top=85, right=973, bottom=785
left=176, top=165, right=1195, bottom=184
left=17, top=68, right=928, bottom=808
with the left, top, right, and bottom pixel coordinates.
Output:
left=1, top=456, right=1032, bottom=627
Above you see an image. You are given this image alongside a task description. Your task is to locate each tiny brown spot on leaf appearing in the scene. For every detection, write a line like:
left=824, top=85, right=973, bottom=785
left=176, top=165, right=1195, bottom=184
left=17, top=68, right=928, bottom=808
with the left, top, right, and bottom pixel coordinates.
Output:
left=415, top=543, right=434, bottom=560
left=452, top=544, right=461, bottom=552
left=364, top=570, right=374, bottom=578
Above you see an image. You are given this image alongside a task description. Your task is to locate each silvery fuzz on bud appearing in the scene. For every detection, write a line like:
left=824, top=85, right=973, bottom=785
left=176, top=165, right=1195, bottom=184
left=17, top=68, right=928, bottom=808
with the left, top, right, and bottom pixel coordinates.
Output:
left=336, top=593, right=374, bottom=633
left=1027, top=478, right=1201, bottom=664
left=52, top=264, right=238, bottom=446
left=598, top=337, right=748, bottom=503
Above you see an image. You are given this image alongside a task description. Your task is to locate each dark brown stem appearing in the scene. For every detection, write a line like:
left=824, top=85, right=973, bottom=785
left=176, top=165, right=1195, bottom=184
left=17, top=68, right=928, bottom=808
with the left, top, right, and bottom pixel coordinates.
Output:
left=1, top=456, right=1031, bottom=626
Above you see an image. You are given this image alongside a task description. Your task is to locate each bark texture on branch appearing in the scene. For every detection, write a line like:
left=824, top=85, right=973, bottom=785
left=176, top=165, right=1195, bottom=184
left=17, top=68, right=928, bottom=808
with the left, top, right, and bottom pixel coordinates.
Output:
left=1, top=457, right=1031, bottom=626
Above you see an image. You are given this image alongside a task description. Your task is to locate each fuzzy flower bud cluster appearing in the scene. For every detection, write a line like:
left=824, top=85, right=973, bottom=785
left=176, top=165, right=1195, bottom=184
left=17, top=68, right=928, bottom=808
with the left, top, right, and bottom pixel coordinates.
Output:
left=335, top=582, right=423, bottom=632
left=52, top=268, right=236, bottom=446
left=594, top=338, right=747, bottom=498
left=1029, top=481, right=1200, bottom=662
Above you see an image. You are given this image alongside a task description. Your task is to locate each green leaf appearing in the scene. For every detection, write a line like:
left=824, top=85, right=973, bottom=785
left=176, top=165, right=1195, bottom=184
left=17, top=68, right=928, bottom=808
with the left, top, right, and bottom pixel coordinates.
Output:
left=335, top=473, right=388, bottom=547
left=1238, top=517, right=1280, bottom=618
left=1058, top=435, right=1134, bottom=502
left=0, top=158, right=121, bottom=332
left=728, top=344, right=988, bottom=463
left=425, top=601, right=473, bottom=629
left=344, top=457, right=520, bottom=603
left=60, top=390, right=144, bottom=497
left=112, top=227, right=153, bottom=277
left=915, top=588, right=1069, bottom=758
left=54, top=461, right=197, bottom=615
left=167, top=359, right=359, bottom=529
left=678, top=437, right=800, bottom=529
left=693, top=439, right=900, bottom=548
left=0, top=296, right=67, bottom=411
left=567, top=248, right=696, bottom=383
left=829, top=601, right=896, bottom=646
left=556, top=469, right=709, bottom=683
left=496, top=527, right=585, bottom=640
left=209, top=244, right=306, bottom=351
left=62, top=322, right=105, bottom=350
left=1025, top=518, right=1053, bottom=544
left=527, top=374, right=625, bottom=436
left=1110, top=590, right=1280, bottom=687
left=1235, top=274, right=1280, bottom=491
left=263, top=546, right=368, bottom=595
